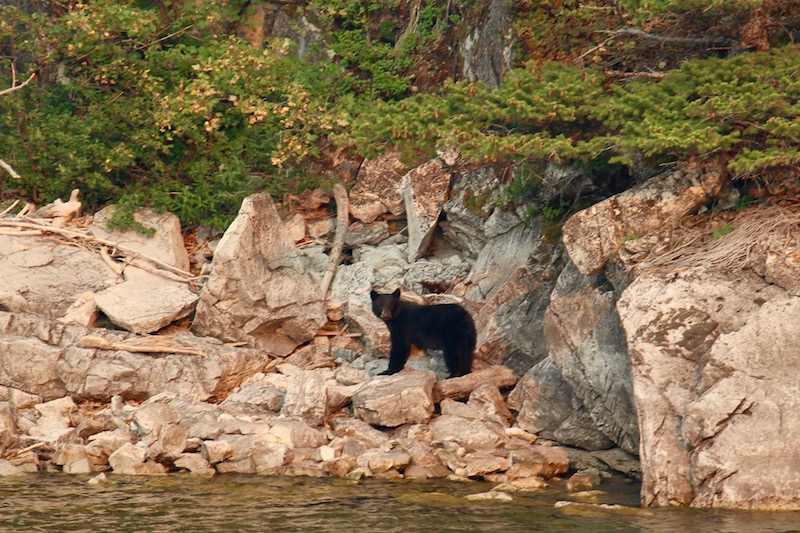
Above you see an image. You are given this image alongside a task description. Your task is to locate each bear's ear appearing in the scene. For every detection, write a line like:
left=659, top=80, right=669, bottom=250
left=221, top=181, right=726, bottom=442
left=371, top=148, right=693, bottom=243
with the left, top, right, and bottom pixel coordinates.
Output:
left=391, top=288, right=401, bottom=299
left=370, top=290, right=379, bottom=301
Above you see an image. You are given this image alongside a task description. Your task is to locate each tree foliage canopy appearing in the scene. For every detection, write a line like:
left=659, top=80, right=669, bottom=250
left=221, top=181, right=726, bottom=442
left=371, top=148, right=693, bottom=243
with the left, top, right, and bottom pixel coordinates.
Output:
left=2, top=0, right=800, bottom=228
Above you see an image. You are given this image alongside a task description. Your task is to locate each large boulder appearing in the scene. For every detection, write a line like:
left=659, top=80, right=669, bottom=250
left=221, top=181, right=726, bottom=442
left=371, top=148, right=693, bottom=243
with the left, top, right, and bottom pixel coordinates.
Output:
left=617, top=266, right=800, bottom=510
left=193, top=193, right=326, bottom=356
left=90, top=207, right=198, bottom=334
left=352, top=371, right=436, bottom=427
left=0, top=312, right=271, bottom=402
left=349, top=151, right=408, bottom=223
left=543, top=260, right=639, bottom=454
left=401, top=158, right=452, bottom=261
left=562, top=166, right=723, bottom=276
left=0, top=235, right=114, bottom=318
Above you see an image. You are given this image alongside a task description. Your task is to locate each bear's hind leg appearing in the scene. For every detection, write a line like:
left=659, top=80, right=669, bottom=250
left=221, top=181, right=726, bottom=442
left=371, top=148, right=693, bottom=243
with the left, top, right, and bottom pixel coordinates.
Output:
left=442, top=346, right=470, bottom=378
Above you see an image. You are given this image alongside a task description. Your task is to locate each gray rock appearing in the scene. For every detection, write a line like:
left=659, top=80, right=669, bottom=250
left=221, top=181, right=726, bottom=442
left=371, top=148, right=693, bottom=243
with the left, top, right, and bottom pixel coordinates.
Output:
left=544, top=260, right=639, bottom=453
left=508, top=358, right=615, bottom=451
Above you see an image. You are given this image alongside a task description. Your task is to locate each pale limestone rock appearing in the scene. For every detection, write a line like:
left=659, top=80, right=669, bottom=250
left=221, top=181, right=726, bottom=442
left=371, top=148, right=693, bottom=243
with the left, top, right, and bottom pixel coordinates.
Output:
left=562, top=166, right=723, bottom=276
left=253, top=443, right=290, bottom=475
left=345, top=297, right=391, bottom=357
left=465, top=491, right=513, bottom=501
left=90, top=206, right=191, bottom=272
left=147, top=424, right=188, bottom=463
left=174, top=453, right=215, bottom=476
left=331, top=418, right=391, bottom=449
left=193, top=193, right=326, bottom=356
left=221, top=383, right=284, bottom=414
left=462, top=453, right=510, bottom=477
left=435, top=365, right=517, bottom=401
left=0, top=402, right=16, bottom=454
left=202, top=440, right=233, bottom=465
left=0, top=235, right=115, bottom=318
left=268, top=419, right=328, bottom=449
left=0, top=459, right=25, bottom=477
left=88, top=207, right=197, bottom=334
left=364, top=448, right=411, bottom=474
left=468, top=384, right=513, bottom=427
left=618, top=266, right=800, bottom=510
left=508, top=445, right=570, bottom=479
left=0, top=313, right=271, bottom=403
left=93, top=268, right=198, bottom=334
left=428, top=415, right=508, bottom=453
left=349, top=151, right=408, bottom=223
left=327, top=383, right=360, bottom=413
left=88, top=429, right=133, bottom=456
left=30, top=396, right=76, bottom=436
left=401, top=158, right=452, bottom=261
left=344, top=221, right=390, bottom=247
left=58, top=291, right=98, bottom=327
left=134, top=401, right=181, bottom=434
left=335, top=364, right=369, bottom=386
left=351, top=371, right=436, bottom=427
left=108, top=442, right=146, bottom=474
left=0, top=337, right=68, bottom=400
left=87, top=472, right=108, bottom=485
left=281, top=370, right=328, bottom=426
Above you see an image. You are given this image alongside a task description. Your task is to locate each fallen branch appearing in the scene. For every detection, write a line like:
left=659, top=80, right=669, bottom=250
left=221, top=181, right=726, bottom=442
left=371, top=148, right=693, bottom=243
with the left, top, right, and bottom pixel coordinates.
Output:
left=0, top=72, right=35, bottom=97
left=320, top=183, right=350, bottom=298
left=434, top=365, right=518, bottom=401
left=597, top=27, right=732, bottom=45
left=0, top=159, right=21, bottom=179
left=78, top=335, right=204, bottom=356
left=0, top=219, right=196, bottom=281
left=0, top=200, right=20, bottom=218
left=7, top=441, right=48, bottom=458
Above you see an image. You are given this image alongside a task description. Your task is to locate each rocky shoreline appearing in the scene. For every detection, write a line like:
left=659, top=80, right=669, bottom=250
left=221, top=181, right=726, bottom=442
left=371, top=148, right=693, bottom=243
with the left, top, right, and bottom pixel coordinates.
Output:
left=3, top=150, right=800, bottom=510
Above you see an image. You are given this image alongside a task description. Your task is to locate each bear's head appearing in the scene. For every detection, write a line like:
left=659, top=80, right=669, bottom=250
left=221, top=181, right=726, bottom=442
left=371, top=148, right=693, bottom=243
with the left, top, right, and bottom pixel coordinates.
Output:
left=370, top=288, right=402, bottom=322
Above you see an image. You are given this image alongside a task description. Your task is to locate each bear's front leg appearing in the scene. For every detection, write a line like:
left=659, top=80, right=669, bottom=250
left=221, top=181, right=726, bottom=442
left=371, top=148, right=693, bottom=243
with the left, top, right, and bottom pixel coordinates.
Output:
left=379, top=336, right=411, bottom=375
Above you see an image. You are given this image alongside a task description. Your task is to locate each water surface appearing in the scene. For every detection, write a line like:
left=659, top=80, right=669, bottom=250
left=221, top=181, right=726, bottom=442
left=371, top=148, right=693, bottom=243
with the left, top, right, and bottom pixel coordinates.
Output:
left=1, top=475, right=798, bottom=532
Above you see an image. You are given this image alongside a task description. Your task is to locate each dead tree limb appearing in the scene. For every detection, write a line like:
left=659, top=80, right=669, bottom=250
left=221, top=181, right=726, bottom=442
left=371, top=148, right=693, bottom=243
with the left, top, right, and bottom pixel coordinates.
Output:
left=0, top=219, right=196, bottom=280
left=320, top=183, right=349, bottom=298
left=0, top=72, right=35, bottom=97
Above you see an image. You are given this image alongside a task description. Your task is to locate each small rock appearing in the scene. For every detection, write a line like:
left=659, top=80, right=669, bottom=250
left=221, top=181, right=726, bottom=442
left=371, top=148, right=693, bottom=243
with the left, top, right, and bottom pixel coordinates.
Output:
left=174, top=453, right=216, bottom=476
left=465, top=491, right=513, bottom=502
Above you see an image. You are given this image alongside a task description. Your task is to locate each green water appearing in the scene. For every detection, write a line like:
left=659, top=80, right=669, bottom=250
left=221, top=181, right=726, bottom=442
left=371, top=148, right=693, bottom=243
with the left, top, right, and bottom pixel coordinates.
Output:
left=0, top=475, right=798, bottom=532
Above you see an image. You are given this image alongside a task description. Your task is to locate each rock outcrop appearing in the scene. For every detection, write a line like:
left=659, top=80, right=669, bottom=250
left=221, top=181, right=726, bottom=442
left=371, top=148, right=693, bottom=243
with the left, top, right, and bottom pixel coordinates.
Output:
left=193, top=193, right=327, bottom=356
left=618, top=267, right=799, bottom=510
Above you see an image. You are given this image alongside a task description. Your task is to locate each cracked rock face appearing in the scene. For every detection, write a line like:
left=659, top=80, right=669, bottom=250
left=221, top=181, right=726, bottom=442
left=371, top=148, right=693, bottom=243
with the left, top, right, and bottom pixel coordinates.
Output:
left=617, top=266, right=800, bottom=510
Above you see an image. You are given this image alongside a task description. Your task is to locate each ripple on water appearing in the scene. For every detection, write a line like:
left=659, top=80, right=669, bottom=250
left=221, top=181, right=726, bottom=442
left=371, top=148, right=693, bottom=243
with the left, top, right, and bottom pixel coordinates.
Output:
left=1, top=475, right=799, bottom=533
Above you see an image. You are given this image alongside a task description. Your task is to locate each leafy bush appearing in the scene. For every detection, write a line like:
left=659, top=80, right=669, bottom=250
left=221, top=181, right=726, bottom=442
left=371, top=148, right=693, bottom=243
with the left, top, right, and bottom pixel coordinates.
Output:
left=0, top=0, right=346, bottom=229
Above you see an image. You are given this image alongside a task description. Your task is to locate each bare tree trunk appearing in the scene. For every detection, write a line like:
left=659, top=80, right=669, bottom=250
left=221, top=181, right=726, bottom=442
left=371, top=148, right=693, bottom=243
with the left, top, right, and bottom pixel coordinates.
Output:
left=320, top=183, right=350, bottom=299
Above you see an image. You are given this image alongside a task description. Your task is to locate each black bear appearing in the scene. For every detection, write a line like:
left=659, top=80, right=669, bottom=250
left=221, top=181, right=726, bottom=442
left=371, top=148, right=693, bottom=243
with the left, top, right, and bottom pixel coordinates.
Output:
left=370, top=289, right=476, bottom=378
